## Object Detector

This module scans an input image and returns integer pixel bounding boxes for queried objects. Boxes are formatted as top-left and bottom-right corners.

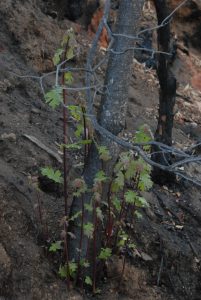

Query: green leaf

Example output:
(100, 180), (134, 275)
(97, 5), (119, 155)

(93, 191), (101, 202)
(80, 259), (90, 268)
(111, 181), (120, 193)
(135, 158), (152, 175)
(84, 203), (93, 212)
(83, 222), (94, 239)
(69, 211), (82, 222)
(112, 171), (124, 192)
(112, 196), (121, 212)
(114, 160), (123, 173)
(124, 190), (137, 204)
(58, 264), (67, 278)
(49, 241), (62, 252)
(73, 178), (87, 196)
(134, 196), (149, 208)
(98, 247), (112, 260)
(62, 139), (92, 150)
(79, 139), (92, 145)
(125, 160), (137, 180)
(128, 243), (136, 249)
(119, 152), (130, 170)
(135, 211), (143, 219)
(138, 173), (153, 191)
(134, 125), (152, 151)
(97, 146), (111, 161)
(66, 47), (74, 60)
(64, 72), (73, 84)
(96, 207), (104, 221)
(68, 261), (78, 277)
(67, 105), (81, 121)
(95, 170), (108, 183)
(117, 231), (128, 247)
(85, 276), (92, 286)
(61, 33), (70, 46)
(44, 87), (62, 109)
(41, 167), (62, 183)
(53, 48), (64, 66)
(59, 261), (78, 279)
(75, 124), (84, 138)
(62, 143), (82, 150)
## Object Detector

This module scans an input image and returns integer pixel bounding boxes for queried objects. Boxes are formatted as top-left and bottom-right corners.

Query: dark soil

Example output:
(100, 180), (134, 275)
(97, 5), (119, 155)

(0, 1), (201, 299)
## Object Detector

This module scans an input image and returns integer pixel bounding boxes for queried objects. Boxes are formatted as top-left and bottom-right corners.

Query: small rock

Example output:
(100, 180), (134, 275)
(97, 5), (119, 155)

(175, 225), (183, 230)
(191, 122), (198, 128)
(31, 108), (41, 114)
(141, 252), (153, 262)
(1, 133), (16, 142)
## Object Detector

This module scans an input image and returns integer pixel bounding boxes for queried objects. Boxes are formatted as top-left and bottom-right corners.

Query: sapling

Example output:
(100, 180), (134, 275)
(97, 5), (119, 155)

(41, 27), (153, 293)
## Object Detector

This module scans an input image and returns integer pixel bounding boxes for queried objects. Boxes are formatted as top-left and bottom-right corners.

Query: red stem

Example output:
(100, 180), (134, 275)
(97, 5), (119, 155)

(114, 187), (126, 248)
(64, 221), (70, 289)
(81, 106), (88, 169)
(62, 44), (70, 289)
(62, 76), (68, 216)
(76, 194), (84, 285)
(106, 182), (113, 247)
(92, 201), (98, 294)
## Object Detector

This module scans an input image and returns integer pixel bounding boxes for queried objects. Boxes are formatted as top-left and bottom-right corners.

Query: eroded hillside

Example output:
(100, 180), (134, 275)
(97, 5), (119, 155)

(0, 1), (201, 299)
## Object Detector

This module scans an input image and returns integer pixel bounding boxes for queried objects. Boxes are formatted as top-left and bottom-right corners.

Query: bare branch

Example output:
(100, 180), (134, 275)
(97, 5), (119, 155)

(10, 0), (201, 186)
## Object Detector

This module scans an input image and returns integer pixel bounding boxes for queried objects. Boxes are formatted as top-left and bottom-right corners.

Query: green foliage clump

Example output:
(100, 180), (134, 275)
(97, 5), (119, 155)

(43, 126), (153, 291)
(42, 45), (153, 292)
(41, 167), (62, 183)
(49, 241), (62, 252)
(44, 87), (63, 109)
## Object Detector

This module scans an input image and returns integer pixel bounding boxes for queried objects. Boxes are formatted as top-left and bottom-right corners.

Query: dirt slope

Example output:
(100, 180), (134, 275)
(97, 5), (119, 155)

(0, 1), (201, 299)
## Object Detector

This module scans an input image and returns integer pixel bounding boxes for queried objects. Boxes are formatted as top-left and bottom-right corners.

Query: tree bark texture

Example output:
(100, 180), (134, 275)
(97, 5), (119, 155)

(65, 0), (85, 20)
(68, 0), (145, 277)
(152, 0), (177, 183)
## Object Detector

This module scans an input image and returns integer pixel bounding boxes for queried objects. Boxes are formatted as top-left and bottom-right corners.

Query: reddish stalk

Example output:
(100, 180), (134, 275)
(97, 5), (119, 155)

(114, 187), (126, 248)
(92, 201), (98, 294)
(106, 182), (113, 247)
(76, 194), (85, 285)
(61, 45), (70, 289)
(63, 221), (70, 289)
(62, 71), (68, 217)
(119, 177), (141, 289)
(81, 106), (89, 169)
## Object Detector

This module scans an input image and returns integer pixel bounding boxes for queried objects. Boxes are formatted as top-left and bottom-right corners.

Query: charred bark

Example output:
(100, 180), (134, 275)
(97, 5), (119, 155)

(65, 0), (99, 25)
(152, 0), (177, 184)
(68, 0), (144, 280)
(65, 0), (85, 21)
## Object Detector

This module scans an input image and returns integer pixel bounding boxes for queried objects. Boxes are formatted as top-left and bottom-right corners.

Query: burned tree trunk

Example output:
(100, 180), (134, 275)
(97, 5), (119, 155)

(152, 0), (177, 183)
(68, 0), (144, 281)
(65, 0), (85, 20)
(65, 0), (99, 25)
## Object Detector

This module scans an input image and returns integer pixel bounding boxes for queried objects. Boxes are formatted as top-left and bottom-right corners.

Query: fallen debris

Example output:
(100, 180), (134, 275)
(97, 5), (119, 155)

(23, 134), (62, 163)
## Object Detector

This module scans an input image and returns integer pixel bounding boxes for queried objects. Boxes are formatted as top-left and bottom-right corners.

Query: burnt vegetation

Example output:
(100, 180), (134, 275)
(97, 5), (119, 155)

(1, 0), (201, 299)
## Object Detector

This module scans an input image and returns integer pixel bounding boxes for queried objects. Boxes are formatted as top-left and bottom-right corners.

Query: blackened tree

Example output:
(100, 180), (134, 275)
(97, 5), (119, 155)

(152, 0), (177, 183)
(68, 0), (145, 279)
